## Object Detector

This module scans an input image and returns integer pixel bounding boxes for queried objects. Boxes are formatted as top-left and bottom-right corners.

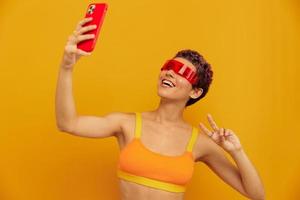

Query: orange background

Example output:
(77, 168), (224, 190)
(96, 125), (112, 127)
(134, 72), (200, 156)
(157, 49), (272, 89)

(0, 0), (299, 199)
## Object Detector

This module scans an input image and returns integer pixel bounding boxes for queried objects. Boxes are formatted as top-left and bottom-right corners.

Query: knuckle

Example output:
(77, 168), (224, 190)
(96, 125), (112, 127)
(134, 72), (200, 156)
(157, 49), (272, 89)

(89, 25), (96, 29)
(81, 27), (88, 33)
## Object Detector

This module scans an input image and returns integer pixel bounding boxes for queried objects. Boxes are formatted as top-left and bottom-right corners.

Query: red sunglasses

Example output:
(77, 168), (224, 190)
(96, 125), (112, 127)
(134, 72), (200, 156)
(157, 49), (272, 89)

(160, 59), (198, 85)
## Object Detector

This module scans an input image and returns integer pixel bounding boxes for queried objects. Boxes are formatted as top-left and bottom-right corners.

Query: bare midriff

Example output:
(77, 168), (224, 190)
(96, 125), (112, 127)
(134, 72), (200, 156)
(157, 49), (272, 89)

(118, 179), (185, 200)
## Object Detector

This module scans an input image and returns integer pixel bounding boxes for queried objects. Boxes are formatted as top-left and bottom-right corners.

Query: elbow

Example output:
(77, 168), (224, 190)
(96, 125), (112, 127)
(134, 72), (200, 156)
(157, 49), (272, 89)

(56, 123), (72, 132)
(256, 191), (266, 200)
(56, 119), (75, 132)
(247, 188), (265, 200)
(255, 184), (266, 200)
(252, 195), (265, 200)
(57, 125), (67, 132)
(56, 121), (66, 131)
(251, 195), (265, 200)
(57, 126), (66, 132)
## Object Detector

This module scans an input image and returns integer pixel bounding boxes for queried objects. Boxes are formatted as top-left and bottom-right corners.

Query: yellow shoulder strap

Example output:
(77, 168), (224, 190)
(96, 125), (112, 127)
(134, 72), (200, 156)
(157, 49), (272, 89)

(186, 127), (199, 152)
(134, 112), (142, 138)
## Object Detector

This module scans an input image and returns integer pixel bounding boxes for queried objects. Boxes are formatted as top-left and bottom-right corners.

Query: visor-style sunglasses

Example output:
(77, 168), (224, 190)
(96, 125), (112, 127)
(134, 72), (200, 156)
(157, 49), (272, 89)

(160, 59), (198, 85)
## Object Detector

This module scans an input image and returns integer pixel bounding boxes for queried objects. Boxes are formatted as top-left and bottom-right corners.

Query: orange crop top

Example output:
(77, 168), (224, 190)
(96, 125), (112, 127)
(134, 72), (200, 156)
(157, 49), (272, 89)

(117, 112), (199, 193)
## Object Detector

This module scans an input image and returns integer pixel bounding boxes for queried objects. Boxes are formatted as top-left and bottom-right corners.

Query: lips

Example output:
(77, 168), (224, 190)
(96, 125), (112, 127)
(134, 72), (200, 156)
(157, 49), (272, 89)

(161, 78), (176, 87)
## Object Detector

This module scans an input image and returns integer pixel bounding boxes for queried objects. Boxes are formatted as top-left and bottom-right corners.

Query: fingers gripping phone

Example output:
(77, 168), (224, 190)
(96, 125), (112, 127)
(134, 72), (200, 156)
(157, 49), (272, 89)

(77, 3), (108, 52)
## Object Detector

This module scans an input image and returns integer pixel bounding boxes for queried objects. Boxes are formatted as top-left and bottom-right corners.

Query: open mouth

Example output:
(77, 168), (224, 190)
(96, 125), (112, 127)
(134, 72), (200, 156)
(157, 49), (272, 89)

(161, 79), (176, 88)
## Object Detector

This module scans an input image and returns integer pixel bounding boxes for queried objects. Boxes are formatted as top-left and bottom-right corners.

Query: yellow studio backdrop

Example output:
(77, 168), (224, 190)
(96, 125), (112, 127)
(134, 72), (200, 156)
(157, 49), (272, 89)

(0, 0), (299, 199)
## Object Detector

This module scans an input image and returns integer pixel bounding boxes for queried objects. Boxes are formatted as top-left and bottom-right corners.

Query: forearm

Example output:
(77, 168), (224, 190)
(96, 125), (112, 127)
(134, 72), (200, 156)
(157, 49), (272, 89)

(55, 62), (77, 130)
(230, 149), (265, 200)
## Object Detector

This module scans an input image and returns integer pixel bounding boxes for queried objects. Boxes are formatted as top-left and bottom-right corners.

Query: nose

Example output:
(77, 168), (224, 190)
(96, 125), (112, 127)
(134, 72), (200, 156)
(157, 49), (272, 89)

(166, 70), (175, 78)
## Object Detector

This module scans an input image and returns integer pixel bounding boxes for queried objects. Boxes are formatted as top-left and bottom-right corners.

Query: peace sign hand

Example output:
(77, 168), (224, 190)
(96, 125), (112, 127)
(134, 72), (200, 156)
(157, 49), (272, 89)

(199, 114), (242, 153)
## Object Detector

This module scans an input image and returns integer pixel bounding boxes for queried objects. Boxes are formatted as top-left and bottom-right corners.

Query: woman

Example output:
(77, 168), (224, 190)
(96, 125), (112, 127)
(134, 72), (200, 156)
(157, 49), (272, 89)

(55, 17), (265, 200)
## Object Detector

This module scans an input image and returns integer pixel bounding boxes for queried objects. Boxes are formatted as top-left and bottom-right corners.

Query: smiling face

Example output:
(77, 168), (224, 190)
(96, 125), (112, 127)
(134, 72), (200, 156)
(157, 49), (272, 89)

(157, 57), (203, 104)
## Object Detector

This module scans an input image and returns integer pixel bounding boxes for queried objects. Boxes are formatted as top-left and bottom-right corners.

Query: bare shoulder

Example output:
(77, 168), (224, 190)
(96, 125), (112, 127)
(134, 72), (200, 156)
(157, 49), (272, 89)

(112, 111), (137, 150)
(111, 112), (136, 140)
(194, 129), (221, 162)
(109, 111), (133, 122)
(112, 111), (136, 136)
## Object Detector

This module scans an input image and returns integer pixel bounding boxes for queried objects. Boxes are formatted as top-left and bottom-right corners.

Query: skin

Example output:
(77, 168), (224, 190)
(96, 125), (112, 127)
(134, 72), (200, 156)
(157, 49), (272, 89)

(116, 57), (265, 200)
(61, 18), (265, 200)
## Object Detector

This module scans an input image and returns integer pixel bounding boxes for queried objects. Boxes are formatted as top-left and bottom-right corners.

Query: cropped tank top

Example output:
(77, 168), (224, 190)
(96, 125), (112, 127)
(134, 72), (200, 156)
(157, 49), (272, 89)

(117, 112), (199, 193)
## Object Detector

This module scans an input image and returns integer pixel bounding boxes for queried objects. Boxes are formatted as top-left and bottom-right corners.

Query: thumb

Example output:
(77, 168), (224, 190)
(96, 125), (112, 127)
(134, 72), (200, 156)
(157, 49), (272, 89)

(76, 48), (92, 56)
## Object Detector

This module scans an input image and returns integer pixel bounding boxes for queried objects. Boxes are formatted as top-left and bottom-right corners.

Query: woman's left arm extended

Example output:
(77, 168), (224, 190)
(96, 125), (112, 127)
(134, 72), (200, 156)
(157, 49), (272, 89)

(198, 114), (265, 200)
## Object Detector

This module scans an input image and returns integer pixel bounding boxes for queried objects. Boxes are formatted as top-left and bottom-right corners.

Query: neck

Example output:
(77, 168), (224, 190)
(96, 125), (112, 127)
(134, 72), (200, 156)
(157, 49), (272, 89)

(149, 98), (187, 125)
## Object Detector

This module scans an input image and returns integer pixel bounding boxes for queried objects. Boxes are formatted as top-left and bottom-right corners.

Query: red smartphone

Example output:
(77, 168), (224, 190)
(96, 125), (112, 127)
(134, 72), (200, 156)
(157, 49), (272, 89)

(77, 3), (108, 52)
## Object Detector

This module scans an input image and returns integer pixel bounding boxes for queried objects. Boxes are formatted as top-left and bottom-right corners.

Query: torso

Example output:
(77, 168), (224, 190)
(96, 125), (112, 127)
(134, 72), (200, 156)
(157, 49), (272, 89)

(115, 111), (208, 200)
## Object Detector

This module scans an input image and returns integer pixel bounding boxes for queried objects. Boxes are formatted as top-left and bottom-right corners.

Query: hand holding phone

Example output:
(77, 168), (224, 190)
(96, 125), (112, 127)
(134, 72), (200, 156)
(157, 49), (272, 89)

(61, 3), (108, 69)
(77, 3), (108, 52)
(61, 17), (97, 69)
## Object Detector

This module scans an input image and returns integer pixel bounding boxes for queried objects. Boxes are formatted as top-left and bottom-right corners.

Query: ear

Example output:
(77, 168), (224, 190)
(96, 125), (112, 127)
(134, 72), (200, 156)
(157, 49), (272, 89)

(189, 87), (203, 99)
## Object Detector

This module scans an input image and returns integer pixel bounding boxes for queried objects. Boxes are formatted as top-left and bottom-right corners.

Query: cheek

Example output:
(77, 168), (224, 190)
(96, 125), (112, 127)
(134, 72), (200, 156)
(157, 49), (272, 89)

(158, 71), (165, 79)
(177, 77), (191, 89)
(158, 72), (164, 82)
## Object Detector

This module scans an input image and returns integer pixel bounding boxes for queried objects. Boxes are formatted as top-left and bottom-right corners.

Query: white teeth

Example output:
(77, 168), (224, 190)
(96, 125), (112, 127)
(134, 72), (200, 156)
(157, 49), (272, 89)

(162, 79), (175, 87)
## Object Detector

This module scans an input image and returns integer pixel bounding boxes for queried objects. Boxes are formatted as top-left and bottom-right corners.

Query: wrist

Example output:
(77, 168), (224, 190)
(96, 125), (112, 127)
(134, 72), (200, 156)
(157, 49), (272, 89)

(60, 61), (74, 70)
(228, 147), (244, 157)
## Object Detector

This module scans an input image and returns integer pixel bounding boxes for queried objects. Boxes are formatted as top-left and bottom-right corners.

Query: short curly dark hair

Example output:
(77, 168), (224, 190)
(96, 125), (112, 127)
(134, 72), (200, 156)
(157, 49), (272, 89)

(172, 49), (214, 107)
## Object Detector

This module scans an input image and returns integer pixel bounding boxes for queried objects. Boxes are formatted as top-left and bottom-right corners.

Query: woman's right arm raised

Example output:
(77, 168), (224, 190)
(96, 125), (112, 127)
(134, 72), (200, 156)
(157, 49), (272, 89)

(55, 17), (126, 139)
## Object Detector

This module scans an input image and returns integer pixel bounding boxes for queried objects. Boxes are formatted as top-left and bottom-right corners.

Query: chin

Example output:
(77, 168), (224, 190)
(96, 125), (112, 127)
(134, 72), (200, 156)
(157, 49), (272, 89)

(157, 87), (171, 98)
(157, 86), (181, 101)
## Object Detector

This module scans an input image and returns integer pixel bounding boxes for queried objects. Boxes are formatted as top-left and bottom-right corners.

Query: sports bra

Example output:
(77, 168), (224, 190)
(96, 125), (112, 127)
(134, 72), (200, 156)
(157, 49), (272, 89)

(117, 112), (199, 193)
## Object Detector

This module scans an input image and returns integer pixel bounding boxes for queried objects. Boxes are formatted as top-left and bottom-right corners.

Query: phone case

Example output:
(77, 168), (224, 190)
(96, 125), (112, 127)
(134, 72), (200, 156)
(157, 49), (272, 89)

(77, 3), (108, 52)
